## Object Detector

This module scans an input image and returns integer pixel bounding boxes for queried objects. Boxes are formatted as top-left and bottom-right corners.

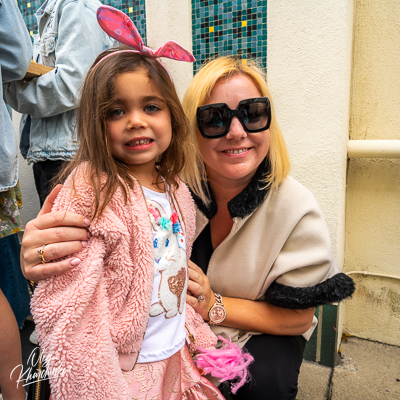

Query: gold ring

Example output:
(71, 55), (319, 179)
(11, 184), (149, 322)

(37, 244), (48, 264)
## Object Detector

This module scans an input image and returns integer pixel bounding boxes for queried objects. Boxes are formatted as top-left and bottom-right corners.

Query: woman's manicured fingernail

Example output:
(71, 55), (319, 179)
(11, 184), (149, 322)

(87, 231), (92, 239)
(84, 218), (90, 225)
(70, 258), (81, 266)
(81, 241), (88, 248)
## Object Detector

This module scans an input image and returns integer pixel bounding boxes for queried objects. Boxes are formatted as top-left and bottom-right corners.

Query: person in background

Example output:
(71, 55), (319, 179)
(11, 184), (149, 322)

(4, 0), (115, 207)
(0, 290), (27, 400)
(4, 0), (115, 346)
(0, 0), (32, 398)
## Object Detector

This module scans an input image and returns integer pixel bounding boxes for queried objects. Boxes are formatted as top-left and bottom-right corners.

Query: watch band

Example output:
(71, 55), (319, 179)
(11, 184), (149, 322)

(208, 293), (226, 325)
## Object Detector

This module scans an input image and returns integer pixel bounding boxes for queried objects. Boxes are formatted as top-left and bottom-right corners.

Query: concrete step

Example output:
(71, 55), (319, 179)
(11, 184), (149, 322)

(331, 337), (400, 400)
(298, 361), (331, 400)
(297, 337), (400, 400)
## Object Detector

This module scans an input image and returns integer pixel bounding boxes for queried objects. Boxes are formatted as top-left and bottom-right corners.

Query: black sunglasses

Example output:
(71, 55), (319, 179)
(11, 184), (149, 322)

(196, 97), (271, 139)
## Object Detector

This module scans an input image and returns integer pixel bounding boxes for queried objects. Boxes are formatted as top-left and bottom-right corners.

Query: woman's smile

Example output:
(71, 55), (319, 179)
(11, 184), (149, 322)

(222, 147), (252, 155)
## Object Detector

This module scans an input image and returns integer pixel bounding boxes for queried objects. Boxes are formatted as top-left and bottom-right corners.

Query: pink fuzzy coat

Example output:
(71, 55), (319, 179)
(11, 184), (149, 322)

(31, 166), (200, 400)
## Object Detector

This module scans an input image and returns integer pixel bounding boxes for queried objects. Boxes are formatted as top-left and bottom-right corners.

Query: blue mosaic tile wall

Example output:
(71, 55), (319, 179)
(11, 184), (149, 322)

(192, 0), (267, 74)
(17, 0), (146, 43)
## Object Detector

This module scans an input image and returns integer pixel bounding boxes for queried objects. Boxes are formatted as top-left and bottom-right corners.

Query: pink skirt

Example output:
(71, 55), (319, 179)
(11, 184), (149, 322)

(122, 344), (225, 399)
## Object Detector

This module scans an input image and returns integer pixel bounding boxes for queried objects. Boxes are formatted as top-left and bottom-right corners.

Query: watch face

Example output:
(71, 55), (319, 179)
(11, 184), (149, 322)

(210, 305), (226, 324)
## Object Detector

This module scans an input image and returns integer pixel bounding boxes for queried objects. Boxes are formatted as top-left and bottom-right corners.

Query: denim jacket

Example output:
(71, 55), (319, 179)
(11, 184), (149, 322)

(4, 0), (115, 163)
(0, 0), (32, 191)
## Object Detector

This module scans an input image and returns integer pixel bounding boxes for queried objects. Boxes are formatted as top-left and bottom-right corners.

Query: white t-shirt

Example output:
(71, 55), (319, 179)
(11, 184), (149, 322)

(137, 186), (187, 363)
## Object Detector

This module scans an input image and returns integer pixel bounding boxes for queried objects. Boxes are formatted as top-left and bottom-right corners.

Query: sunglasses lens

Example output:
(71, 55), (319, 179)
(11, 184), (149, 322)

(240, 101), (270, 131)
(198, 107), (229, 137)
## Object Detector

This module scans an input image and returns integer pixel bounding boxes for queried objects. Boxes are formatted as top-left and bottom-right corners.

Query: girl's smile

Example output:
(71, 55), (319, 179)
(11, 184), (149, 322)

(125, 136), (154, 150)
(107, 70), (172, 180)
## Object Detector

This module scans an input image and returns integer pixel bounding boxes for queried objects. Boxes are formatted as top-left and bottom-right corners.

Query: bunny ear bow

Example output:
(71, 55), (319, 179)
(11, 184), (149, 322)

(97, 6), (195, 63)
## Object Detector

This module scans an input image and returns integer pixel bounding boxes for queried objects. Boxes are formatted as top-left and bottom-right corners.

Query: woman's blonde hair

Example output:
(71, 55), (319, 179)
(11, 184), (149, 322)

(182, 56), (290, 203)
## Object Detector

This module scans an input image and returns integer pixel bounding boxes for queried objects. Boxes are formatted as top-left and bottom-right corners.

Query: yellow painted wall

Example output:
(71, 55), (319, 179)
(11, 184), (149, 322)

(344, 0), (400, 345)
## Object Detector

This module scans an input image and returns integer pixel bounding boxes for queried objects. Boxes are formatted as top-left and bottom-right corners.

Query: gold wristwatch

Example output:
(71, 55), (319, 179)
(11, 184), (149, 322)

(208, 293), (226, 325)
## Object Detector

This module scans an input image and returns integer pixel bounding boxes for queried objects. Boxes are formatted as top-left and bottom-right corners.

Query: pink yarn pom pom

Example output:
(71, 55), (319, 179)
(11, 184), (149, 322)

(195, 336), (254, 394)
(170, 211), (179, 224)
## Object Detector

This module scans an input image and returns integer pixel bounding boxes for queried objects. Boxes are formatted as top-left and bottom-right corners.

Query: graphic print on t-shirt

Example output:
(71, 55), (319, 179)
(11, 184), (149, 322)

(147, 199), (188, 319)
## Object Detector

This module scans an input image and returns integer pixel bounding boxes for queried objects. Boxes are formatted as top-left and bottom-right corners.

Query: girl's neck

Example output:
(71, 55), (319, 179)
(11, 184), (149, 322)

(138, 175), (166, 193)
(128, 165), (165, 193)
(141, 180), (166, 193)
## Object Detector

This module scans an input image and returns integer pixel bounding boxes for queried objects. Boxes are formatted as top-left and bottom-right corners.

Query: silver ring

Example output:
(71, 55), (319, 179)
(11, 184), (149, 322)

(198, 293), (205, 302)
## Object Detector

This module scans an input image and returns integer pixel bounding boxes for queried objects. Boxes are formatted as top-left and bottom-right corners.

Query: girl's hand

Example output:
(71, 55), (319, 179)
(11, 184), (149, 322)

(186, 260), (214, 321)
(21, 185), (91, 281)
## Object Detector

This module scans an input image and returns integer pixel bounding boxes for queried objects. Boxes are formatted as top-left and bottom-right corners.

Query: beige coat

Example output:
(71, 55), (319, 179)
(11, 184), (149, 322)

(193, 175), (354, 344)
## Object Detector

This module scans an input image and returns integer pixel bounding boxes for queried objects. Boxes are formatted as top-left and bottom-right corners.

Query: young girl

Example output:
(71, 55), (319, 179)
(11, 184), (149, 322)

(30, 7), (235, 400)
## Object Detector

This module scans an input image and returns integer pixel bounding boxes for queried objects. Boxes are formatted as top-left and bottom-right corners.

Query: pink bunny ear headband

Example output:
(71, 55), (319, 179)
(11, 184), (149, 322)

(96, 5), (195, 73)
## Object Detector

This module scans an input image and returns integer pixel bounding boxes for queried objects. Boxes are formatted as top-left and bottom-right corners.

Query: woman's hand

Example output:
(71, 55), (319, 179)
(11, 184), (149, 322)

(21, 185), (91, 281)
(186, 260), (214, 320)
(186, 258), (315, 335)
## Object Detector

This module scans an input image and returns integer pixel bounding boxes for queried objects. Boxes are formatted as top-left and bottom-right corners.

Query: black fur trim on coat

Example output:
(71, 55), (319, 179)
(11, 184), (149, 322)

(191, 158), (272, 220)
(264, 273), (355, 310)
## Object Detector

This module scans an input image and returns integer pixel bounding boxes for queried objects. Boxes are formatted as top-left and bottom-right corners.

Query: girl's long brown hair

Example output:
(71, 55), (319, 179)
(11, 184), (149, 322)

(56, 49), (192, 219)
